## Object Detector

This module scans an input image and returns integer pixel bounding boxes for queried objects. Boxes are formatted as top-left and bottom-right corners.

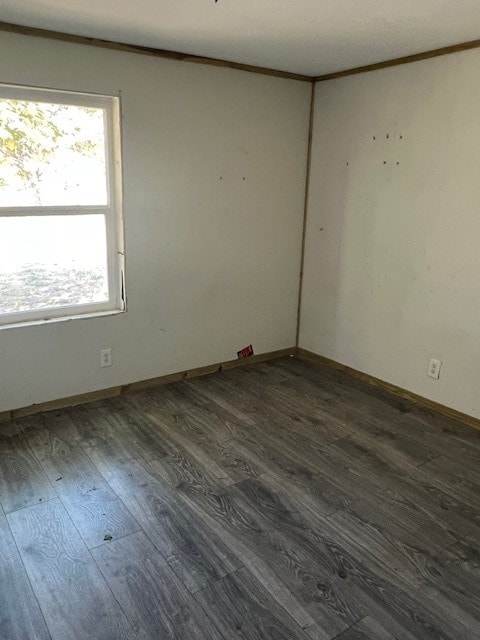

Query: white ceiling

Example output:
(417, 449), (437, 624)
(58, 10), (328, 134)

(1, 0), (480, 76)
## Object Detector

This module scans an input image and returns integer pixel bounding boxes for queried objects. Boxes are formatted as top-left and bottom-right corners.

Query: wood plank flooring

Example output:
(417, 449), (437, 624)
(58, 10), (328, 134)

(1, 355), (480, 639)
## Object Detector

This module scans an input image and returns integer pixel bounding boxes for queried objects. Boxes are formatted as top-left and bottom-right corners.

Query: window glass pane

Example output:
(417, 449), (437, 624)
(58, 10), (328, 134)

(0, 215), (109, 314)
(0, 100), (107, 206)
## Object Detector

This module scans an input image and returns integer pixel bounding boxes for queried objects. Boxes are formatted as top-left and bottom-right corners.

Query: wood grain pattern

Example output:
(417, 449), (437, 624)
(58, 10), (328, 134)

(97, 457), (243, 593)
(419, 539), (480, 625)
(59, 486), (140, 549)
(334, 616), (397, 640)
(269, 359), (457, 455)
(420, 455), (480, 510)
(145, 412), (262, 486)
(7, 499), (138, 640)
(26, 425), (110, 499)
(1, 357), (480, 639)
(194, 566), (311, 640)
(146, 461), (320, 632)
(0, 510), (51, 640)
(149, 453), (365, 637)
(92, 402), (171, 462)
(230, 476), (366, 638)
(92, 531), (223, 640)
(335, 616), (397, 640)
(2, 348), (295, 422)
(297, 348), (480, 434)
(0, 433), (57, 513)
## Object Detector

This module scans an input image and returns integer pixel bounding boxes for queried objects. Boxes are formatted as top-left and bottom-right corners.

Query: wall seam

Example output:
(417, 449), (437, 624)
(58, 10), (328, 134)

(295, 82), (315, 348)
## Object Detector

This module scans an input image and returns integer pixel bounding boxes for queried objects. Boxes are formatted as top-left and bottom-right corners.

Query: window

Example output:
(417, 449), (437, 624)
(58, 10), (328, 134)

(0, 84), (124, 327)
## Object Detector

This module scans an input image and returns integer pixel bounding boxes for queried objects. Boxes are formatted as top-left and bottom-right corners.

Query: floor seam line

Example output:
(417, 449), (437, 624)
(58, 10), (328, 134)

(3, 502), (54, 640)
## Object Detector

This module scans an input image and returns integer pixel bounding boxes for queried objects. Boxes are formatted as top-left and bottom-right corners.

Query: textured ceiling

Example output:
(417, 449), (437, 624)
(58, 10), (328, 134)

(1, 0), (480, 76)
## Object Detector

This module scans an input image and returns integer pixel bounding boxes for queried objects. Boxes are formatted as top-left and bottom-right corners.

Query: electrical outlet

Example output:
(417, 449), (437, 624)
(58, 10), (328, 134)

(427, 358), (441, 379)
(100, 348), (112, 368)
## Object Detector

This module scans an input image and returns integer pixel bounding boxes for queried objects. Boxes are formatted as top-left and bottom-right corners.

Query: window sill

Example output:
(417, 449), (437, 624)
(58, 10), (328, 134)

(0, 308), (125, 331)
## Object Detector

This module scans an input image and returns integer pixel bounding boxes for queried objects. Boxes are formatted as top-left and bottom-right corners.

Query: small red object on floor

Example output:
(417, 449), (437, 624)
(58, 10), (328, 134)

(237, 345), (254, 359)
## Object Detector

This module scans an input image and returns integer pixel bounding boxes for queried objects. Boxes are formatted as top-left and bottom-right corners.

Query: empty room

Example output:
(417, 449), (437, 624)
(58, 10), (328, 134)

(0, 1), (479, 639)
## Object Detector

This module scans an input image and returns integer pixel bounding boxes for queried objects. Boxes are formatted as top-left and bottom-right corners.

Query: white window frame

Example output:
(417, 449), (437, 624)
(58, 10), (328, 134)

(0, 83), (125, 328)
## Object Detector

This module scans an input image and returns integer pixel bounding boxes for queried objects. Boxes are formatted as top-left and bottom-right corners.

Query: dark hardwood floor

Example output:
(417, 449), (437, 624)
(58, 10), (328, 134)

(1, 356), (480, 640)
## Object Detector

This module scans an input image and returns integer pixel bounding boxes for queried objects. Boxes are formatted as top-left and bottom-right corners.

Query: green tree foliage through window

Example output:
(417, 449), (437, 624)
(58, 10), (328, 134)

(0, 93), (115, 319)
(0, 99), (106, 206)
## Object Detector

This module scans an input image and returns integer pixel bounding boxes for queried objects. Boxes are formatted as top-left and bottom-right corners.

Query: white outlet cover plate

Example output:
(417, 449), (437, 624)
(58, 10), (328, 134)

(427, 358), (441, 379)
(100, 348), (112, 367)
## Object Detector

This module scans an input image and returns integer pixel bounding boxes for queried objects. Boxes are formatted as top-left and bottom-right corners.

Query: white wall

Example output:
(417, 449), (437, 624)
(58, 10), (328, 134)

(300, 49), (480, 419)
(0, 31), (310, 413)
